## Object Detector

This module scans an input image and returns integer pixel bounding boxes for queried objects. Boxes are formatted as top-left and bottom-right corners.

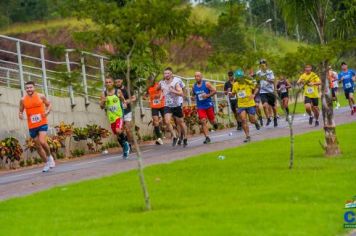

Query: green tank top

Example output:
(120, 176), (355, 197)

(105, 93), (123, 123)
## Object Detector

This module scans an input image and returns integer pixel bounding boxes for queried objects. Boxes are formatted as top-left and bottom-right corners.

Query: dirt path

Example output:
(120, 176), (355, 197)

(0, 108), (355, 201)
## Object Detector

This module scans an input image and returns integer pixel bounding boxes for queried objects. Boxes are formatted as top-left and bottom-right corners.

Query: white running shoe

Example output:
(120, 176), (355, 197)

(48, 155), (55, 168)
(155, 138), (163, 145)
(42, 162), (50, 172)
(336, 103), (340, 109)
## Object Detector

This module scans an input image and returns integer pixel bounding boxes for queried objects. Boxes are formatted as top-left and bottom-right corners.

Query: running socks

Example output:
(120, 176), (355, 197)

(154, 126), (162, 138)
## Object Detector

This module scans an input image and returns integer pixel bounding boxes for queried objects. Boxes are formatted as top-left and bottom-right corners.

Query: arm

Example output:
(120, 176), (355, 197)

(286, 80), (292, 89)
(99, 93), (106, 109)
(40, 94), (52, 116)
(169, 83), (183, 96)
(19, 98), (25, 120)
(203, 82), (217, 98)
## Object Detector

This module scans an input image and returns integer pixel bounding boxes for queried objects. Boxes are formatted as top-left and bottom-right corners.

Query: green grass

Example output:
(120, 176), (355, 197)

(0, 18), (93, 35)
(277, 93), (350, 115)
(1, 123), (355, 235)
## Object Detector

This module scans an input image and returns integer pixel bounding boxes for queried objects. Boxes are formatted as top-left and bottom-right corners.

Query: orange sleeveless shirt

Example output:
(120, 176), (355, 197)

(23, 92), (48, 129)
(148, 83), (165, 109)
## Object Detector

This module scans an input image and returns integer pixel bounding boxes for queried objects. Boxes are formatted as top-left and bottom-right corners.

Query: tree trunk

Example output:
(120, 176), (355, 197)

(125, 51), (151, 211)
(320, 60), (341, 156)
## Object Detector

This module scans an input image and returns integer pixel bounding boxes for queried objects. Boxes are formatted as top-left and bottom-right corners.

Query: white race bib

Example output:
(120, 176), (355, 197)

(237, 90), (246, 99)
(30, 114), (42, 124)
(307, 87), (314, 94)
(333, 81), (338, 88)
(345, 83), (352, 89)
(166, 97), (173, 105)
(108, 105), (118, 112)
(198, 93), (206, 101)
(153, 99), (160, 105)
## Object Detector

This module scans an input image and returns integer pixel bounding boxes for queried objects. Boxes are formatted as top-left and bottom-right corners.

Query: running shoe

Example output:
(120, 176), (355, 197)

(123, 141), (130, 159)
(315, 120), (319, 127)
(309, 116), (313, 125)
(48, 155), (55, 168)
(172, 137), (178, 146)
(155, 138), (163, 145)
(266, 118), (272, 126)
(213, 123), (218, 130)
(183, 138), (188, 147)
(351, 109), (354, 115)
(255, 122), (261, 130)
(203, 137), (211, 144)
(243, 136), (251, 143)
(336, 102), (340, 109)
(273, 117), (278, 127)
(42, 162), (50, 172)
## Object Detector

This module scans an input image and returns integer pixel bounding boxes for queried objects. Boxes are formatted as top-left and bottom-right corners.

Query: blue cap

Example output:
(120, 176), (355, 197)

(234, 69), (244, 78)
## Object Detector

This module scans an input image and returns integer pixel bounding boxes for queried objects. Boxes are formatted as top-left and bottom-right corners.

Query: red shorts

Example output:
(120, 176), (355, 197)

(110, 118), (124, 134)
(197, 107), (215, 122)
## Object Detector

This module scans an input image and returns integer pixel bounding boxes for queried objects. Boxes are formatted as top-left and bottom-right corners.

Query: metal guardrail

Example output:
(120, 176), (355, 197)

(0, 35), (232, 121)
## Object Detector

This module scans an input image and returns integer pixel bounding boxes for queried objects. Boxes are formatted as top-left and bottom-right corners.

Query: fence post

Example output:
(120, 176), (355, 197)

(16, 41), (25, 96)
(213, 81), (219, 115)
(99, 57), (106, 90)
(65, 51), (76, 108)
(40, 46), (49, 97)
(185, 78), (191, 106)
(6, 70), (10, 87)
(80, 54), (90, 107)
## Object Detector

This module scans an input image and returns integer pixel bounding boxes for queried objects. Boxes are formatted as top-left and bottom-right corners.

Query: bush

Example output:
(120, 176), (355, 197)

(71, 149), (85, 158)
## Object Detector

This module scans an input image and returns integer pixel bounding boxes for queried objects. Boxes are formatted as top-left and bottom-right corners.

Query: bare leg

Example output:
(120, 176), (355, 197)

(164, 113), (176, 138)
(239, 110), (249, 138)
(35, 132), (50, 162)
(201, 118), (208, 137)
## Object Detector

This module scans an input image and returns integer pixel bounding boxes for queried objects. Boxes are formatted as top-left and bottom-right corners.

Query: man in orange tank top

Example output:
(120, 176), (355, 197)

(145, 76), (165, 145)
(19, 81), (55, 172)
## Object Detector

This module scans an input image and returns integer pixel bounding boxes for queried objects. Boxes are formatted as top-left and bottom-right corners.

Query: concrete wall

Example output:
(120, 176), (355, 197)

(0, 86), (155, 142)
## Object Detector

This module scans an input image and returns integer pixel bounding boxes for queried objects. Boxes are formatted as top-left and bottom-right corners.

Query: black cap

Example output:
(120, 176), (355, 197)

(228, 71), (233, 76)
(341, 62), (347, 66)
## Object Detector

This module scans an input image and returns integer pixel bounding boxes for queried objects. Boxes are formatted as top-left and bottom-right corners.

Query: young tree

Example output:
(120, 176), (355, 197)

(67, 0), (191, 211)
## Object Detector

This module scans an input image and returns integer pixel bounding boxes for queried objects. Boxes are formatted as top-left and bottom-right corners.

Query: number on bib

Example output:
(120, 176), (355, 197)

(237, 91), (246, 99)
(166, 97), (173, 105)
(345, 83), (352, 89)
(153, 99), (160, 105)
(30, 114), (42, 124)
(307, 87), (314, 94)
(108, 105), (118, 112)
(198, 93), (205, 101)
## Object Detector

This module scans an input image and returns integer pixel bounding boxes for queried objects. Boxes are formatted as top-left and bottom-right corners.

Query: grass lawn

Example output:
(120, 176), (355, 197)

(0, 123), (355, 235)
(277, 93), (350, 115)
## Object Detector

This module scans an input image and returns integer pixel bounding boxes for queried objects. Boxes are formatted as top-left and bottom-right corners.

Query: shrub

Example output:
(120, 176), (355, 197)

(71, 149), (85, 158)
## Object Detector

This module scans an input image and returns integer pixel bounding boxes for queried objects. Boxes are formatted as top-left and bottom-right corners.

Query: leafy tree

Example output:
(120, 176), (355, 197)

(276, 0), (356, 156)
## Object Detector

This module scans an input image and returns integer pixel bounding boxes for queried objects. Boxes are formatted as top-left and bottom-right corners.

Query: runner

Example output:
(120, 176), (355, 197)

(192, 71), (218, 144)
(145, 76), (164, 145)
(231, 70), (261, 143)
(297, 64), (321, 126)
(276, 75), (291, 120)
(249, 69), (264, 126)
(338, 62), (356, 115)
(157, 67), (188, 147)
(100, 76), (130, 159)
(174, 76), (186, 146)
(328, 66), (340, 109)
(256, 59), (278, 127)
(19, 81), (55, 172)
(114, 77), (135, 149)
(224, 71), (243, 130)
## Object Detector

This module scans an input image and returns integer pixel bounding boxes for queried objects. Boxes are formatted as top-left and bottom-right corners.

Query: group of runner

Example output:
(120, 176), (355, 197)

(18, 61), (355, 172)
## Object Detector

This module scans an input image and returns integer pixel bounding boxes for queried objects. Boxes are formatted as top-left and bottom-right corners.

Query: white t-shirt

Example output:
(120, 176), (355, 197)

(159, 77), (183, 107)
(174, 77), (185, 105)
(256, 69), (275, 94)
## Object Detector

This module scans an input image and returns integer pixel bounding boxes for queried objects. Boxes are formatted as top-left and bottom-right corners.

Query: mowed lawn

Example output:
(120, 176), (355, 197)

(0, 123), (356, 236)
